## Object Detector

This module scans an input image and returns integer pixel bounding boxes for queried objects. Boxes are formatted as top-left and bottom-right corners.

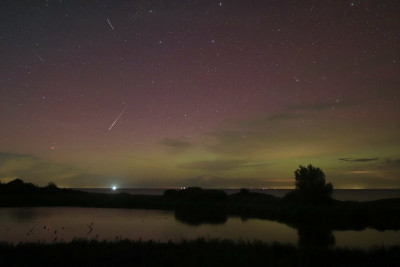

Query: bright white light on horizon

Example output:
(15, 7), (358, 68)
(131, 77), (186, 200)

(112, 186), (117, 191)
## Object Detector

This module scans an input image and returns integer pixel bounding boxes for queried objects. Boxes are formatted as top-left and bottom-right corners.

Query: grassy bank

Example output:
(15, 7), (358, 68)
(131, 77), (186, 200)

(0, 239), (399, 267)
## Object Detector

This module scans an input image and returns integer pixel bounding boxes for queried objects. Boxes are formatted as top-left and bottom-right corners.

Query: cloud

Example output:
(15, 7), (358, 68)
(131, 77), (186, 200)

(58, 173), (123, 188)
(236, 162), (271, 168)
(386, 158), (400, 165)
(179, 159), (247, 171)
(349, 170), (378, 174)
(160, 137), (193, 154)
(0, 151), (89, 186)
(179, 175), (290, 188)
(0, 152), (39, 174)
(203, 106), (397, 178)
(205, 103), (356, 157)
(0, 152), (36, 160)
(287, 99), (354, 112)
(179, 159), (270, 172)
(329, 156), (400, 188)
(266, 113), (303, 122)
(330, 164), (400, 189)
(339, 157), (380, 163)
(205, 115), (323, 157)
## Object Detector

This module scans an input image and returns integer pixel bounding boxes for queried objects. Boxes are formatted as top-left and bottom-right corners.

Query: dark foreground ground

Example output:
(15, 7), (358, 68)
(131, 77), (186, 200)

(1, 239), (399, 267)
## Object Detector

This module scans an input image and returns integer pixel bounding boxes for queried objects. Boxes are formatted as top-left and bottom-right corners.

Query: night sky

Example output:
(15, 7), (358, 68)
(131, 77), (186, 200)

(0, 0), (399, 188)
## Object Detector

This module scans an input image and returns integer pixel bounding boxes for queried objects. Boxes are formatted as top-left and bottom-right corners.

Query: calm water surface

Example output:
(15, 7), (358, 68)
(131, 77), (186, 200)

(1, 207), (399, 248)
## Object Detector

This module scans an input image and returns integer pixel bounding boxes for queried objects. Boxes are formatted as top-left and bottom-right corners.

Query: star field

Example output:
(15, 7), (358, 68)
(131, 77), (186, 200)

(0, 0), (399, 188)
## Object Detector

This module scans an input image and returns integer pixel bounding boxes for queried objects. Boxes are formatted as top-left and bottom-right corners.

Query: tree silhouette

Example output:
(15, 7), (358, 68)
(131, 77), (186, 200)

(285, 164), (333, 203)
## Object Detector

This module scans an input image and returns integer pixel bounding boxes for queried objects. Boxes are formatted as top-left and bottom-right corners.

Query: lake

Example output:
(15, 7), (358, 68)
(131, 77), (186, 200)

(1, 207), (399, 248)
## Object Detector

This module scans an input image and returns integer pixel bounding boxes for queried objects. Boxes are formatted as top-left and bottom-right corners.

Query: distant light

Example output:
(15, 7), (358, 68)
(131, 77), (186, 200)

(112, 186), (117, 191)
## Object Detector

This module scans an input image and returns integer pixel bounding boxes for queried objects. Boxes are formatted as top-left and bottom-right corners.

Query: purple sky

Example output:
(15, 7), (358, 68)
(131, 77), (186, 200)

(0, 0), (399, 188)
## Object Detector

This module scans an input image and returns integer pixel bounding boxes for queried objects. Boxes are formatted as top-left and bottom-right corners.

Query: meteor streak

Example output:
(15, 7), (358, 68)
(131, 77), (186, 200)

(106, 18), (115, 31)
(108, 106), (127, 130)
(36, 54), (45, 62)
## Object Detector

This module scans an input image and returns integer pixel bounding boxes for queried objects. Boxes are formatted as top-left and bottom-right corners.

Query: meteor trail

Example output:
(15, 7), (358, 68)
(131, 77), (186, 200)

(108, 106), (127, 130)
(36, 54), (45, 62)
(106, 18), (115, 31)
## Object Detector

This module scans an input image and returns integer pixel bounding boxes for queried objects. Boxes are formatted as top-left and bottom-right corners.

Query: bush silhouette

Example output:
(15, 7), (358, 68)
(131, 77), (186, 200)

(163, 187), (227, 201)
(239, 188), (250, 194)
(285, 164), (333, 203)
(0, 178), (38, 193)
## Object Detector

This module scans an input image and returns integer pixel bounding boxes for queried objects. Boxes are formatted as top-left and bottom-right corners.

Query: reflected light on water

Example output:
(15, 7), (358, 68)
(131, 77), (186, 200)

(0, 207), (296, 244)
(0, 207), (399, 248)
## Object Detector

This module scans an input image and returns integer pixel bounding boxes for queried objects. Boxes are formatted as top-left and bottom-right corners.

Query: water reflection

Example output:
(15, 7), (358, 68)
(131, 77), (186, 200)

(174, 210), (337, 248)
(296, 224), (335, 248)
(174, 210), (228, 226)
(7, 208), (39, 222)
(0, 207), (399, 248)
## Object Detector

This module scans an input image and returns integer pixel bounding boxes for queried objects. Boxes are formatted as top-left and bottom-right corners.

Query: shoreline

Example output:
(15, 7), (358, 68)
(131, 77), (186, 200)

(2, 181), (400, 233)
